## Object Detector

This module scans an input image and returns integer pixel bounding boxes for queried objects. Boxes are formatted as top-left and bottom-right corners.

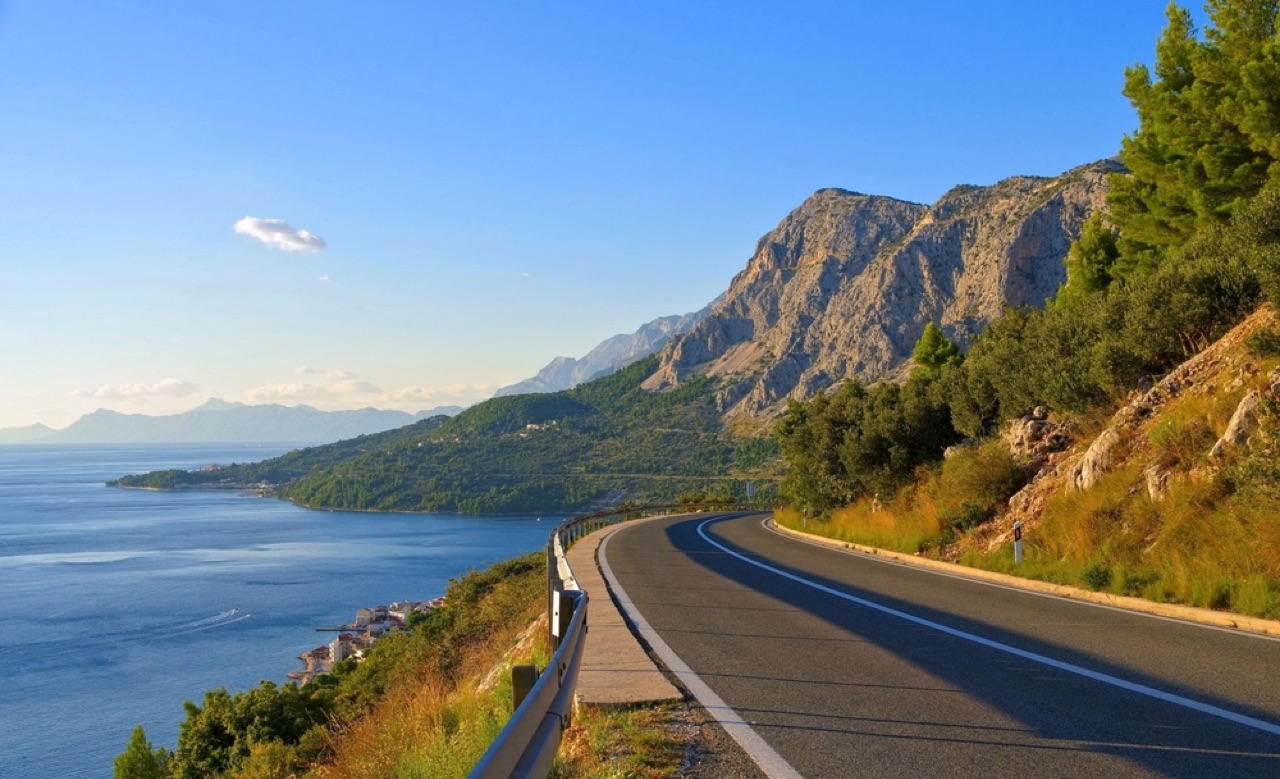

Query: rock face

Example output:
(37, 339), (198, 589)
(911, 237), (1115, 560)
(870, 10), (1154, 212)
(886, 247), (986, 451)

(495, 305), (713, 397)
(644, 160), (1122, 417)
(1209, 390), (1263, 459)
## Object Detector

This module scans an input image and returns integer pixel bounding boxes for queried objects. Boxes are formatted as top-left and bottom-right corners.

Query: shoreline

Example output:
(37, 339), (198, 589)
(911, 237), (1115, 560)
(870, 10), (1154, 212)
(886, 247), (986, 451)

(110, 481), (576, 517)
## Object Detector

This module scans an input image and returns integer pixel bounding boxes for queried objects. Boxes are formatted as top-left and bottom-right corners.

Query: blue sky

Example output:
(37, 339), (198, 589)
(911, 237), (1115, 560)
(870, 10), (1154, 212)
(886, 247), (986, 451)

(1, 1), (1180, 428)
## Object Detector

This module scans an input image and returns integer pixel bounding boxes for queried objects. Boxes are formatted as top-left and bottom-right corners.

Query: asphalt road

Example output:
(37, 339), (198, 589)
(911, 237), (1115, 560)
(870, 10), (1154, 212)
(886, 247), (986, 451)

(601, 512), (1280, 778)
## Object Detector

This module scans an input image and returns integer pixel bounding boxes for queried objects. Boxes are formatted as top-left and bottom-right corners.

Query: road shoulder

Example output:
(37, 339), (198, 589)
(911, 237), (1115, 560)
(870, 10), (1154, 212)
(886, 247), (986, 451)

(769, 518), (1280, 639)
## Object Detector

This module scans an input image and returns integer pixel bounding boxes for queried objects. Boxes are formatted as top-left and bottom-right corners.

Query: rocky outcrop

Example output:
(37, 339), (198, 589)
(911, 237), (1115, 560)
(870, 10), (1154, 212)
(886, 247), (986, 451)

(1209, 390), (1263, 459)
(1066, 309), (1280, 494)
(958, 306), (1280, 556)
(644, 160), (1122, 417)
(496, 305), (714, 397)
(1074, 428), (1124, 491)
(1005, 406), (1076, 468)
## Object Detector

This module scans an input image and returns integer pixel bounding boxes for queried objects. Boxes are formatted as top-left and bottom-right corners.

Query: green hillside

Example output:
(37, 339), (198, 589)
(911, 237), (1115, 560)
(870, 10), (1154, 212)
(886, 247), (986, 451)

(113, 357), (780, 513)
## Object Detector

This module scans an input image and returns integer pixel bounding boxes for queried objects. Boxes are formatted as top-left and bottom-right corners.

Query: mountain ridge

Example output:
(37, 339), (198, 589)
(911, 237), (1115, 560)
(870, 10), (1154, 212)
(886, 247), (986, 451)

(0, 399), (464, 444)
(494, 304), (715, 396)
(645, 159), (1121, 417)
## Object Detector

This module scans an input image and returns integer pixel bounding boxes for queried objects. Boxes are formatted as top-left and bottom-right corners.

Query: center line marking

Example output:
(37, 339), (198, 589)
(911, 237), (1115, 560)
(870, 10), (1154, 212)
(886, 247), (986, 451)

(697, 517), (1280, 738)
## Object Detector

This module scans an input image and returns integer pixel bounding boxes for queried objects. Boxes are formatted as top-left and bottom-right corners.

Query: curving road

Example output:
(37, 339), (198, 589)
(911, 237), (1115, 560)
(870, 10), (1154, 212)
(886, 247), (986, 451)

(600, 512), (1280, 778)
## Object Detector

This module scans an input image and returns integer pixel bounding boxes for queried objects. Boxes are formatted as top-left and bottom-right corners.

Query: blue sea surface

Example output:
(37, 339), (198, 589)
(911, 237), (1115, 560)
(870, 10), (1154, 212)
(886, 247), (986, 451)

(0, 444), (555, 779)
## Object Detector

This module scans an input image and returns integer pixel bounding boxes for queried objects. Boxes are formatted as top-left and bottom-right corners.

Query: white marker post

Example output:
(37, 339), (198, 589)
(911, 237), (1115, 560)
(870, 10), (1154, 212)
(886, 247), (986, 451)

(1013, 520), (1024, 566)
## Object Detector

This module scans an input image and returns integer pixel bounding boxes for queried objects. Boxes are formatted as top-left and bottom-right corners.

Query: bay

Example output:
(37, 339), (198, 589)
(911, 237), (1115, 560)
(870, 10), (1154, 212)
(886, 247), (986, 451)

(0, 444), (555, 779)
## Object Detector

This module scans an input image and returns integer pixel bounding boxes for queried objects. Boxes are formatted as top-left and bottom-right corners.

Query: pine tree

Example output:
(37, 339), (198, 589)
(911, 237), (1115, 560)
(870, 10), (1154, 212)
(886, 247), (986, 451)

(911, 322), (962, 379)
(1061, 213), (1121, 299)
(114, 726), (169, 779)
(1110, 1), (1280, 269)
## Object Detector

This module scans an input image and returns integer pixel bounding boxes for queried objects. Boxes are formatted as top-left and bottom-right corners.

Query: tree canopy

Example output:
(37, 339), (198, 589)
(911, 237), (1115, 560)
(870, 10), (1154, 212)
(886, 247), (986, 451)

(1110, 1), (1280, 270)
(911, 322), (963, 379)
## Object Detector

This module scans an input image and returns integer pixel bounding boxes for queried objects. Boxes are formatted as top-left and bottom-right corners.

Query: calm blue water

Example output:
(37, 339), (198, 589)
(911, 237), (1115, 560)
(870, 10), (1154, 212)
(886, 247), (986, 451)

(0, 444), (555, 779)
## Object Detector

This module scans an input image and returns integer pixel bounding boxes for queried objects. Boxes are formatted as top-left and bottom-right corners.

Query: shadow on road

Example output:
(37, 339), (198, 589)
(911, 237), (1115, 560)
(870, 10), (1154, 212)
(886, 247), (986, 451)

(649, 513), (1280, 778)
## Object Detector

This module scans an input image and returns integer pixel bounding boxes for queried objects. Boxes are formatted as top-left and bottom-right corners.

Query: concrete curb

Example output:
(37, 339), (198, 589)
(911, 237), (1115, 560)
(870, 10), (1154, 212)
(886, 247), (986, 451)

(566, 516), (683, 707)
(769, 519), (1280, 640)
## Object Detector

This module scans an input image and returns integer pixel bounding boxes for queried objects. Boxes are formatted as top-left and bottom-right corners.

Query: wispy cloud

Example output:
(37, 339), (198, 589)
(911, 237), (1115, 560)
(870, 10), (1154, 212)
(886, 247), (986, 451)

(234, 216), (326, 253)
(319, 275), (333, 284)
(382, 383), (494, 407)
(71, 378), (199, 401)
(246, 372), (379, 404)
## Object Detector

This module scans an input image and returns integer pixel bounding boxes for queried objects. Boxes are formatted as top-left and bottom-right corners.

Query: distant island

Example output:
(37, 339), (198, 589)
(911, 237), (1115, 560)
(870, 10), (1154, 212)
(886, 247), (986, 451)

(0, 398), (463, 445)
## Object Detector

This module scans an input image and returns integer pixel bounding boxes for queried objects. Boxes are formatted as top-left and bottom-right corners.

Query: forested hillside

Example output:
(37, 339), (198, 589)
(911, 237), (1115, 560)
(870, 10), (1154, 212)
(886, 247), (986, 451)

(115, 357), (778, 513)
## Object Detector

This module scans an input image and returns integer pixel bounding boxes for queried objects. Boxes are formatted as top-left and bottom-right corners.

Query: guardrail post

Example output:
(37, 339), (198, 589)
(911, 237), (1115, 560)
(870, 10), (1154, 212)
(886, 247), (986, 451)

(556, 590), (574, 650)
(512, 664), (538, 709)
(546, 536), (557, 647)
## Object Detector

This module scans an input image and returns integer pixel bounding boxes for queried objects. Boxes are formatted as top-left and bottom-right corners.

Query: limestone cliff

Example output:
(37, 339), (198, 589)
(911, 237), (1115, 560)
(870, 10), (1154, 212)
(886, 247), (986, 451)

(644, 160), (1122, 417)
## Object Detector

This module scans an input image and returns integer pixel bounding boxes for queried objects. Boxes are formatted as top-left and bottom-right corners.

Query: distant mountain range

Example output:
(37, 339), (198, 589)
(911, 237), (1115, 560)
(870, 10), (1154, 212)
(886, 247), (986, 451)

(494, 303), (717, 397)
(0, 398), (463, 444)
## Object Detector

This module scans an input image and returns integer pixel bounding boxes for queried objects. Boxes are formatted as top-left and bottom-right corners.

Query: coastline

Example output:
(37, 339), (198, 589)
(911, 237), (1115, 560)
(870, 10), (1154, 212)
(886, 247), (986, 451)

(109, 481), (576, 517)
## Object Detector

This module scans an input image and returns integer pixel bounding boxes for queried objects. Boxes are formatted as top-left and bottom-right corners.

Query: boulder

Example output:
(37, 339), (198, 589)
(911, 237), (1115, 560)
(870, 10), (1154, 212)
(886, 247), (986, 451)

(1074, 427), (1123, 491)
(1209, 390), (1262, 459)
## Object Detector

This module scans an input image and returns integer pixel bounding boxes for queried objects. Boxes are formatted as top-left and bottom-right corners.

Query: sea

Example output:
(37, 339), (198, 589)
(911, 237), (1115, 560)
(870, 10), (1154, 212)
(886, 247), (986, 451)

(0, 444), (556, 779)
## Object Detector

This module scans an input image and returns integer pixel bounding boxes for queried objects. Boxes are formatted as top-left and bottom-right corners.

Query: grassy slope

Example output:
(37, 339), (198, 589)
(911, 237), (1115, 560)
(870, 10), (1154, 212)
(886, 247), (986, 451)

(115, 357), (781, 513)
(779, 307), (1280, 618)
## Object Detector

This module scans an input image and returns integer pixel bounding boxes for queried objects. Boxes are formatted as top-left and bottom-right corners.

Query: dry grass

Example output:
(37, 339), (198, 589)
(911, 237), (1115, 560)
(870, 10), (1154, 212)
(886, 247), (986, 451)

(779, 366), (1280, 618)
(552, 703), (693, 778)
(776, 489), (945, 555)
(303, 574), (697, 779)
(973, 379), (1280, 616)
(307, 583), (548, 778)
(775, 438), (1026, 556)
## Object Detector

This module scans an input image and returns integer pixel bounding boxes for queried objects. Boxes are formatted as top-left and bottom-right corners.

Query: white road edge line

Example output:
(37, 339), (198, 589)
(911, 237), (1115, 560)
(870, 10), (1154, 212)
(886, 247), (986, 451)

(762, 517), (1280, 644)
(698, 517), (1280, 738)
(599, 520), (805, 779)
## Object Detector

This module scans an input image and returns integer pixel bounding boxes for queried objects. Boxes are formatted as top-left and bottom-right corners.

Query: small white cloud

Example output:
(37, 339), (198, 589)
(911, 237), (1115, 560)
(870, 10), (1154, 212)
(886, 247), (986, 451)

(234, 216), (326, 253)
(319, 275), (333, 283)
(71, 378), (199, 401)
(327, 369), (355, 380)
(296, 366), (324, 375)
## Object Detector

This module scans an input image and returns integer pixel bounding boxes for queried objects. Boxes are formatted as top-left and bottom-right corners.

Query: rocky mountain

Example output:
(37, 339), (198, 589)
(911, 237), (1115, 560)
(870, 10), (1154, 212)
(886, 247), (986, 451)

(644, 159), (1122, 417)
(0, 399), (463, 444)
(494, 304), (714, 396)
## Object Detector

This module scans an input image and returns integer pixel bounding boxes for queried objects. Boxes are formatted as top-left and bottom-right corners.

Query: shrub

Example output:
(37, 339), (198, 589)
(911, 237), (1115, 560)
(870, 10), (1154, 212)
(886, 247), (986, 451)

(1081, 562), (1113, 591)
(1246, 327), (1280, 358)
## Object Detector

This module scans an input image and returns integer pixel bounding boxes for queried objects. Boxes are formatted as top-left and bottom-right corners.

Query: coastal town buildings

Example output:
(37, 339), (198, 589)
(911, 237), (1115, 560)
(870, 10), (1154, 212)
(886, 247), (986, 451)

(289, 598), (444, 684)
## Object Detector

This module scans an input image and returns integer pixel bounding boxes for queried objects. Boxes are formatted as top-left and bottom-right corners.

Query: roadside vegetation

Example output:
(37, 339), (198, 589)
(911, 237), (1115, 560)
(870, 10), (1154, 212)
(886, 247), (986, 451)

(117, 555), (548, 778)
(116, 552), (698, 779)
(775, 1), (1280, 619)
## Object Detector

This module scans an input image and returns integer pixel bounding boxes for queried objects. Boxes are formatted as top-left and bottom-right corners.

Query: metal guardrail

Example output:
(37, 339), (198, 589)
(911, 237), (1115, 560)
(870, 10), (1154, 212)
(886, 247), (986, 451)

(467, 502), (765, 779)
